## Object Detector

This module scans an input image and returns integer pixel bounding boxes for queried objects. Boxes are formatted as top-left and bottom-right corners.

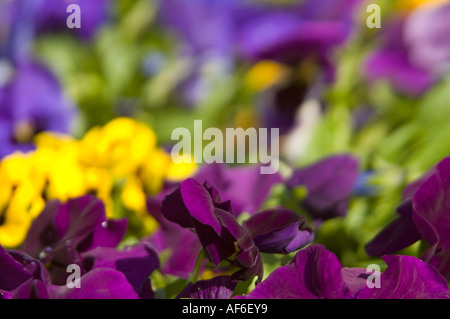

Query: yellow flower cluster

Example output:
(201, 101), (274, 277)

(0, 118), (196, 248)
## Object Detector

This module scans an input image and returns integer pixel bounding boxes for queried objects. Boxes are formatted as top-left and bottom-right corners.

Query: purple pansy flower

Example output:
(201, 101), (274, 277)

(0, 61), (76, 159)
(145, 162), (282, 278)
(366, 156), (450, 279)
(161, 178), (264, 282)
(237, 244), (450, 299)
(243, 208), (314, 254)
(286, 154), (360, 221)
(20, 195), (128, 284)
(159, 178), (314, 283)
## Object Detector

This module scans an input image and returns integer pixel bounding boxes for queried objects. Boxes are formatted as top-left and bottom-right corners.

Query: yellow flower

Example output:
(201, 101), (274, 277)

(166, 154), (197, 182)
(0, 153), (46, 248)
(121, 176), (147, 213)
(79, 117), (157, 177)
(138, 149), (197, 195)
(33, 134), (85, 202)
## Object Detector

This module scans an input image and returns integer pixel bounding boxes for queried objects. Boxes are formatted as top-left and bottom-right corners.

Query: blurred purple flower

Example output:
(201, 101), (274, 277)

(161, 178), (263, 282)
(237, 244), (450, 299)
(194, 163), (282, 216)
(157, 0), (362, 108)
(404, 2), (450, 75)
(35, 0), (109, 39)
(20, 195), (128, 284)
(366, 156), (450, 279)
(287, 154), (360, 221)
(3, 0), (107, 42)
(243, 208), (314, 254)
(363, 8), (445, 96)
(237, 0), (362, 63)
(0, 61), (76, 158)
(159, 0), (361, 64)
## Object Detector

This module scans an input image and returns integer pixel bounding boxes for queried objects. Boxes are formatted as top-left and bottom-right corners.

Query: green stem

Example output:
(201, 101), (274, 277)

(188, 249), (205, 283)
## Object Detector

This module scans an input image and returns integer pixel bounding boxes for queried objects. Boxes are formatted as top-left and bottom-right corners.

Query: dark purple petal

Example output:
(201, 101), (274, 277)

(160, 187), (194, 229)
(180, 178), (222, 234)
(12, 279), (49, 299)
(428, 240), (450, 280)
(412, 157), (450, 277)
(238, 245), (349, 299)
(176, 276), (237, 299)
(0, 245), (32, 291)
(365, 200), (422, 256)
(244, 209), (313, 254)
(287, 154), (359, 220)
(413, 158), (450, 249)
(193, 218), (236, 266)
(213, 209), (263, 282)
(47, 268), (139, 299)
(357, 255), (450, 299)
(82, 242), (159, 296)
(7, 250), (50, 283)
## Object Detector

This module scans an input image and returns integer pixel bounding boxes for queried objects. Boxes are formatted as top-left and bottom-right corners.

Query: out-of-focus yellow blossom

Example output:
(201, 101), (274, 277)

(166, 154), (197, 182)
(34, 135), (85, 202)
(122, 176), (147, 213)
(79, 117), (157, 177)
(0, 153), (46, 247)
(245, 60), (288, 92)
